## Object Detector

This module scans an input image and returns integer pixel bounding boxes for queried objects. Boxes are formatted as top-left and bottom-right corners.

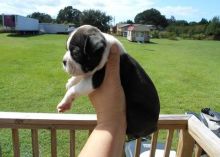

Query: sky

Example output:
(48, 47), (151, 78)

(0, 0), (219, 24)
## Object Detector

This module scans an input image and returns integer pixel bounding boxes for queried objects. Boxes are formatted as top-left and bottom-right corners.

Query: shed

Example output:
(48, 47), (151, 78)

(127, 24), (151, 42)
(116, 23), (131, 37)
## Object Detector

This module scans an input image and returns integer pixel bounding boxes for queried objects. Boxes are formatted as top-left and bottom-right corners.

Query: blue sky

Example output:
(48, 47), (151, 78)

(154, 0), (220, 22)
(0, 0), (219, 24)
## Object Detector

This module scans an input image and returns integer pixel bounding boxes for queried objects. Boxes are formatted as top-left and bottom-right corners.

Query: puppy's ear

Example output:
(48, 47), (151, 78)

(85, 34), (106, 55)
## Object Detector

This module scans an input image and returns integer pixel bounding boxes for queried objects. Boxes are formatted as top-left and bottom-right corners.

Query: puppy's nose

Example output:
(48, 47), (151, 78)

(63, 60), (67, 66)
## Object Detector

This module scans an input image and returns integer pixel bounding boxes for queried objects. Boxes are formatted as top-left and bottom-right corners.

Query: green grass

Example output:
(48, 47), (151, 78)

(0, 33), (220, 156)
(119, 38), (220, 113)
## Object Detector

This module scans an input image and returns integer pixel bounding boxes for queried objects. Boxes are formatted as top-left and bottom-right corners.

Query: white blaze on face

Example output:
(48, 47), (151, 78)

(63, 49), (85, 76)
(66, 30), (75, 50)
(63, 30), (84, 76)
(63, 50), (74, 75)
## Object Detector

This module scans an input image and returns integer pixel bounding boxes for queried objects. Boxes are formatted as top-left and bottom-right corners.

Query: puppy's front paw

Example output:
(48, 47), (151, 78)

(57, 100), (73, 113)
(66, 80), (73, 90)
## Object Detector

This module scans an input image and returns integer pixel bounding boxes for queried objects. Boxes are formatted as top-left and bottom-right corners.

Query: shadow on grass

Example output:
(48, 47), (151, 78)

(136, 41), (158, 45)
(135, 41), (158, 44)
(148, 41), (158, 44)
(7, 33), (44, 38)
(145, 49), (155, 51)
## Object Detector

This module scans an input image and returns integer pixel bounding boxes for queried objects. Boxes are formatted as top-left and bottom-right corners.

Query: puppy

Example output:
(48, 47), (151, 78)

(57, 25), (160, 138)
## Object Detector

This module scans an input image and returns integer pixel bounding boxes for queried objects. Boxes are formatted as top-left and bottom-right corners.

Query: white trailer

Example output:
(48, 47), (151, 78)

(2, 14), (75, 34)
(2, 14), (39, 33)
(39, 23), (69, 34)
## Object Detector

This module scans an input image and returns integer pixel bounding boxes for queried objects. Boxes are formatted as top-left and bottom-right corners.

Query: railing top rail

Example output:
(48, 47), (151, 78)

(188, 115), (220, 157)
(0, 112), (97, 122)
(0, 112), (97, 129)
(159, 114), (190, 124)
(0, 112), (190, 125)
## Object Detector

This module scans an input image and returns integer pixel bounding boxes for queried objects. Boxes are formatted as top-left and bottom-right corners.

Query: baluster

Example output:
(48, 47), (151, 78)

(164, 129), (174, 157)
(31, 129), (39, 157)
(51, 128), (57, 157)
(70, 130), (75, 157)
(12, 129), (20, 157)
(134, 138), (142, 157)
(149, 130), (159, 157)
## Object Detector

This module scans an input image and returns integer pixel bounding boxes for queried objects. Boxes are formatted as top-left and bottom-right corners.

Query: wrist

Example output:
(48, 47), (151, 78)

(96, 110), (126, 126)
(96, 110), (127, 135)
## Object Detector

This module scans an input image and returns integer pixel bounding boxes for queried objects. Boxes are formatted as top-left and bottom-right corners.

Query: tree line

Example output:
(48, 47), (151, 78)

(122, 8), (220, 40)
(27, 6), (112, 32)
(161, 16), (220, 40)
(1, 6), (220, 40)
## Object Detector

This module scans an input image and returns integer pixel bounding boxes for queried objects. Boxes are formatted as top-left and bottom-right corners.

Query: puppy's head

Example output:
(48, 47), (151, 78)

(63, 25), (106, 76)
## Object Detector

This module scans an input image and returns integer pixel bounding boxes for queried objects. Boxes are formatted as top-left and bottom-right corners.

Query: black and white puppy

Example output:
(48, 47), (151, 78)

(57, 25), (160, 138)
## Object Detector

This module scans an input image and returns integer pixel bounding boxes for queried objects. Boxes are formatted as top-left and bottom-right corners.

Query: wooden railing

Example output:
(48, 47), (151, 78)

(0, 112), (220, 157)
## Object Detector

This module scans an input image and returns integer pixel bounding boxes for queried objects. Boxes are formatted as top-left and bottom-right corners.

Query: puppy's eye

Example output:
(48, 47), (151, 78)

(69, 45), (80, 52)
(72, 50), (80, 57)
(70, 46), (82, 60)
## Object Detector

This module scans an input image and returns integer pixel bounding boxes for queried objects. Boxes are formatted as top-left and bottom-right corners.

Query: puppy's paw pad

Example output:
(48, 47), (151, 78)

(57, 102), (72, 113)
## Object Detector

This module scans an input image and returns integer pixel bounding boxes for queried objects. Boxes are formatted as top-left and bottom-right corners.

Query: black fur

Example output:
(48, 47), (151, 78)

(92, 53), (160, 138)
(69, 27), (106, 73)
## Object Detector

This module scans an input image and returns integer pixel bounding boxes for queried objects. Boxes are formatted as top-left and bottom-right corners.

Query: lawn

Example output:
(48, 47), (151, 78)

(0, 33), (220, 156)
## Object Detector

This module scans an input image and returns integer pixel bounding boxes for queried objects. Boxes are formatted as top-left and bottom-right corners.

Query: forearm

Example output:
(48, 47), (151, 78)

(78, 115), (126, 157)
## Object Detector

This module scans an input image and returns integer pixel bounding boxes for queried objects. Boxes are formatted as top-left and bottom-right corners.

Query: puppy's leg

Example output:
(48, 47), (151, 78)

(66, 76), (82, 90)
(57, 76), (94, 112)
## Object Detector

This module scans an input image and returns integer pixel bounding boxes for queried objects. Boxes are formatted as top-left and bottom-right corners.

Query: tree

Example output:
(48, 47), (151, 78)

(167, 16), (176, 25)
(27, 12), (53, 23)
(80, 9), (112, 32)
(0, 15), (2, 26)
(118, 20), (133, 24)
(189, 21), (198, 26)
(199, 18), (209, 25)
(174, 20), (189, 26)
(56, 6), (81, 26)
(126, 20), (134, 24)
(206, 16), (220, 36)
(134, 8), (168, 28)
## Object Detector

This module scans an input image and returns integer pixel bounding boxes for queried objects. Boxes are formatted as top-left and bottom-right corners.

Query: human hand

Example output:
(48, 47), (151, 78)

(79, 44), (126, 157)
(89, 44), (126, 124)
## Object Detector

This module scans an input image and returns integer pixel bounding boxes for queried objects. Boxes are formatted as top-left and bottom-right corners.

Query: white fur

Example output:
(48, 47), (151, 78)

(57, 75), (94, 112)
(66, 76), (82, 90)
(63, 50), (83, 76)
(57, 27), (126, 112)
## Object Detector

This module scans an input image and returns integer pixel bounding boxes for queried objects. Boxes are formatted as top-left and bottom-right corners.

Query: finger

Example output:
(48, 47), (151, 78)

(104, 44), (120, 83)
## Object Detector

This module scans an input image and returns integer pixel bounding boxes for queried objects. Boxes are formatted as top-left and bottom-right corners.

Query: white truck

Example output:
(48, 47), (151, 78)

(2, 14), (39, 33)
